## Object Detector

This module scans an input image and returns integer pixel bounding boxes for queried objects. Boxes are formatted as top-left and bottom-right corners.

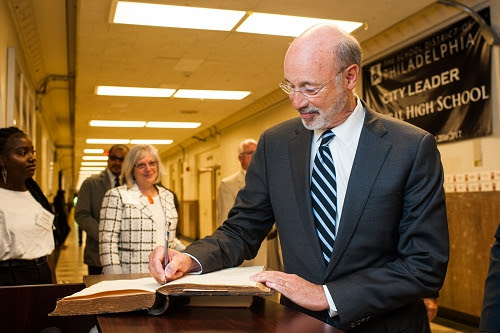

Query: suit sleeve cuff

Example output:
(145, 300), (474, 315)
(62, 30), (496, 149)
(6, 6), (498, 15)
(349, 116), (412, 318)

(323, 285), (339, 317)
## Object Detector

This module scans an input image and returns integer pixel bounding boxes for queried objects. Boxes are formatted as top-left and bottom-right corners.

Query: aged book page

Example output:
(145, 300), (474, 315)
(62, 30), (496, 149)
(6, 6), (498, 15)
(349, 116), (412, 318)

(157, 265), (270, 295)
(167, 265), (266, 288)
(65, 265), (267, 300)
(64, 277), (158, 299)
(50, 266), (271, 316)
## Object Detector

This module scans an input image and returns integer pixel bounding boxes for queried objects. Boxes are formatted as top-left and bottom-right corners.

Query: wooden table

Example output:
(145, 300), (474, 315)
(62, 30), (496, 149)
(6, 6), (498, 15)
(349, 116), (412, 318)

(84, 274), (343, 333)
(95, 297), (342, 333)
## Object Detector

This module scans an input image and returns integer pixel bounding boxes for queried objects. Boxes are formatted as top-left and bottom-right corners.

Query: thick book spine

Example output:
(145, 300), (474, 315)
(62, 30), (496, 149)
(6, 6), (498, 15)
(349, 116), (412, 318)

(49, 293), (156, 316)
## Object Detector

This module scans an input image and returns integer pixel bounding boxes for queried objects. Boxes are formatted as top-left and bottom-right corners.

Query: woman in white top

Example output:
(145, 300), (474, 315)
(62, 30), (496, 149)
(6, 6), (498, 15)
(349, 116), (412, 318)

(99, 144), (185, 274)
(0, 127), (55, 285)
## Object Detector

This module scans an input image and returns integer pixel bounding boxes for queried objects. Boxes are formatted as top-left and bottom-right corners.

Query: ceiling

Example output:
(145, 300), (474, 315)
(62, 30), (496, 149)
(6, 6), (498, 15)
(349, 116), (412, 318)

(7, 0), (484, 187)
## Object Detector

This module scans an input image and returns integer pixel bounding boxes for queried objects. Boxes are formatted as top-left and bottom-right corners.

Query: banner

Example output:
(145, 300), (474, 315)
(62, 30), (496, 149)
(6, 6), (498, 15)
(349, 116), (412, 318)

(362, 8), (491, 143)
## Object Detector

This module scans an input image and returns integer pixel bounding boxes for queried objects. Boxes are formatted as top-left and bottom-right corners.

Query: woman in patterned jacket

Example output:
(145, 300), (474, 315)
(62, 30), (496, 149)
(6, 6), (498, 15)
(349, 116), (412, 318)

(99, 144), (185, 274)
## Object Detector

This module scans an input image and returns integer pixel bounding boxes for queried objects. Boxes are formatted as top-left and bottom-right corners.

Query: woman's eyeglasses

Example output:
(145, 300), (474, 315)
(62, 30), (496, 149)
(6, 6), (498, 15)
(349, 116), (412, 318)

(134, 161), (158, 170)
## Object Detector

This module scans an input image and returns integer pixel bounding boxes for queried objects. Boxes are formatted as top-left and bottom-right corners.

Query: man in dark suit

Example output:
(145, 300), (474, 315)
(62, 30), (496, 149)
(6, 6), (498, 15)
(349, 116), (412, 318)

(74, 144), (128, 275)
(479, 222), (500, 332)
(149, 23), (448, 332)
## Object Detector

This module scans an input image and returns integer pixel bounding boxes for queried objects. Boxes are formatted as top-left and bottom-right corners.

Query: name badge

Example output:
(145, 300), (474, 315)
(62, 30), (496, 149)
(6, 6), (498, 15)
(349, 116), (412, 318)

(36, 209), (55, 231)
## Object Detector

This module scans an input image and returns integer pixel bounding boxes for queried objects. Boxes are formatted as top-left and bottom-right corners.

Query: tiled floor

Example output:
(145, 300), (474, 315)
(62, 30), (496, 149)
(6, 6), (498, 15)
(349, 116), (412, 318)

(55, 218), (88, 284)
(430, 325), (464, 333)
(431, 318), (478, 333)
(430, 325), (462, 333)
(55, 214), (473, 332)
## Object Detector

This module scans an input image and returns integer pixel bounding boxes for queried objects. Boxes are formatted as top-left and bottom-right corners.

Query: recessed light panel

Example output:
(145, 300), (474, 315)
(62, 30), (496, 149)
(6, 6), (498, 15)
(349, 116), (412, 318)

(114, 1), (246, 31)
(237, 13), (363, 37)
(96, 86), (175, 97)
(90, 120), (146, 127)
(174, 89), (250, 100)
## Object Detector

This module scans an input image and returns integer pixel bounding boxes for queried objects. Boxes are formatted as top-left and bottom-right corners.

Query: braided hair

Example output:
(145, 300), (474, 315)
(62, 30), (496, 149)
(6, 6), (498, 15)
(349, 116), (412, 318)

(0, 127), (51, 213)
(0, 127), (26, 156)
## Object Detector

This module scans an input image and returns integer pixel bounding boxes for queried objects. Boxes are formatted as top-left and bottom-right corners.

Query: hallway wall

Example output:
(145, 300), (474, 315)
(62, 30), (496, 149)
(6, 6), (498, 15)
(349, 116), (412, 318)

(0, 1), (59, 199)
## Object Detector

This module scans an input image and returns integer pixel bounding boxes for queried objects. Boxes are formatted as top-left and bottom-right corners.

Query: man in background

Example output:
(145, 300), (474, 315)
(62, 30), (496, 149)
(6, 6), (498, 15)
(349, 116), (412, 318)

(217, 138), (269, 267)
(74, 144), (129, 275)
(217, 138), (257, 226)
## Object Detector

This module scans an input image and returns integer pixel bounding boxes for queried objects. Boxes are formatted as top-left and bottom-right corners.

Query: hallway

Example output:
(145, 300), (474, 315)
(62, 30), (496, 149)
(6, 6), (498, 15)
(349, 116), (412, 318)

(54, 216), (476, 332)
(55, 219), (88, 284)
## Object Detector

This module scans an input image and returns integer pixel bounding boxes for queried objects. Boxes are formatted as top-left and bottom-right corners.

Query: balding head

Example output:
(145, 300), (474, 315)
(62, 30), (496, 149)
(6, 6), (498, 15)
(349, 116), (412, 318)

(285, 24), (362, 79)
(282, 23), (362, 130)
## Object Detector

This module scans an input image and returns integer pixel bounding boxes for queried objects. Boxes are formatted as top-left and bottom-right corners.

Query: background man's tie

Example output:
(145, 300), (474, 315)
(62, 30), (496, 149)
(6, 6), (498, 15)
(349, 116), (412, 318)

(114, 176), (120, 187)
(311, 130), (337, 264)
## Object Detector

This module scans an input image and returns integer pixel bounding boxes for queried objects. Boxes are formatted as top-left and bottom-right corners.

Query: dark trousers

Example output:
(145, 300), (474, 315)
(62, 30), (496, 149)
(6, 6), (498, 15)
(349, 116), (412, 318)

(88, 265), (102, 275)
(78, 226), (83, 245)
(0, 257), (52, 286)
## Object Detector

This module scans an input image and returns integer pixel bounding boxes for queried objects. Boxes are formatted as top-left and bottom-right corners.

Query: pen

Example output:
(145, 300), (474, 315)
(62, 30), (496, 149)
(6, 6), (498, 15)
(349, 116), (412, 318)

(164, 227), (169, 269)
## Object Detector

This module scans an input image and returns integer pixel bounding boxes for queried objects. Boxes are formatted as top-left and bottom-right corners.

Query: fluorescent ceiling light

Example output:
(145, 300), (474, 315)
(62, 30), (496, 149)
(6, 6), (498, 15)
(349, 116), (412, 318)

(86, 138), (174, 144)
(174, 89), (250, 100)
(130, 139), (173, 144)
(112, 2), (362, 37)
(89, 120), (201, 128)
(237, 13), (363, 37)
(82, 156), (109, 161)
(146, 122), (201, 128)
(81, 161), (108, 166)
(90, 120), (146, 127)
(84, 149), (104, 154)
(96, 86), (175, 97)
(96, 86), (250, 100)
(80, 167), (106, 171)
(86, 139), (130, 144)
(113, 1), (246, 31)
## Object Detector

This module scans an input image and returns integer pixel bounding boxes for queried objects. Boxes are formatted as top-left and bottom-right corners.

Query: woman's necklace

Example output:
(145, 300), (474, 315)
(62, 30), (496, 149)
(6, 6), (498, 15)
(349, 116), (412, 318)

(140, 186), (157, 204)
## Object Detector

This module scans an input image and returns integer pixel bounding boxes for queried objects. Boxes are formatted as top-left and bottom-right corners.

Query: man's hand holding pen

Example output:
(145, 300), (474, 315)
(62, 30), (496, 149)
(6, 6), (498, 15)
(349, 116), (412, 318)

(149, 246), (200, 284)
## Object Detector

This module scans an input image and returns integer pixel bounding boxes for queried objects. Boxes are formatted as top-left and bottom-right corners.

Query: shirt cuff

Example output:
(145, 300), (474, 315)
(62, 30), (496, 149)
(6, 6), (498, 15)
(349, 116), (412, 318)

(184, 253), (202, 274)
(322, 285), (338, 317)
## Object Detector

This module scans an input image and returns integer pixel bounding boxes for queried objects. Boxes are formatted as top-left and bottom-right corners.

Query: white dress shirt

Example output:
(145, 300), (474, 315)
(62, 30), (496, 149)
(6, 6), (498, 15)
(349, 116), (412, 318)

(311, 96), (365, 317)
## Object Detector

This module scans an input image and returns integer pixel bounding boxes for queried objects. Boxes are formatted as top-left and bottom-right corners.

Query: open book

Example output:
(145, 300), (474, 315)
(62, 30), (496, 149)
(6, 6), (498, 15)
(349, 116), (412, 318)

(49, 266), (273, 316)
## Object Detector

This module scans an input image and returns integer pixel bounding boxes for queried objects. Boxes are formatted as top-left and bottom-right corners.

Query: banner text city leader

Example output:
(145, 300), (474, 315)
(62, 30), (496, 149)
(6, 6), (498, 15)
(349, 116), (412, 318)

(362, 8), (491, 143)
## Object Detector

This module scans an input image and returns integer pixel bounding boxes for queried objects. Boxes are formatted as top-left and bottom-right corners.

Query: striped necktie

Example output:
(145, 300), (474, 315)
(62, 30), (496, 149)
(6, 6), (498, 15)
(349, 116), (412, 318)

(114, 176), (120, 187)
(311, 130), (337, 265)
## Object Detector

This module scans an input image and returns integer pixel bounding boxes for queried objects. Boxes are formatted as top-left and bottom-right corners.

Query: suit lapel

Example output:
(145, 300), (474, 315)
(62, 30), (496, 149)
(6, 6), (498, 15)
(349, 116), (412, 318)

(289, 124), (313, 228)
(159, 187), (167, 212)
(159, 187), (178, 222)
(100, 170), (112, 191)
(125, 184), (153, 218)
(288, 123), (327, 273)
(326, 105), (392, 275)
(158, 187), (171, 219)
(235, 171), (245, 192)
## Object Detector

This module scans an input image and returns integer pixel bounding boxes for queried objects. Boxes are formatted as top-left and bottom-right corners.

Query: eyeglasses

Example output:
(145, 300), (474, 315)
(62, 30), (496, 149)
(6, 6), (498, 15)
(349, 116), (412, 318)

(279, 66), (348, 98)
(109, 155), (125, 162)
(239, 151), (254, 156)
(134, 161), (158, 170)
